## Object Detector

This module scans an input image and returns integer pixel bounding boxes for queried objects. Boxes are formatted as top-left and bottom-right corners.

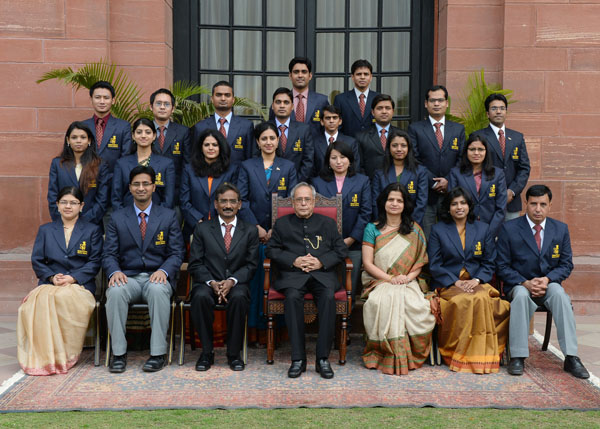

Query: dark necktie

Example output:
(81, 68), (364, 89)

(498, 129), (506, 157)
(158, 126), (165, 151)
(96, 118), (104, 149)
(359, 93), (366, 117)
(328, 136), (334, 145)
(434, 122), (443, 149)
(295, 94), (305, 123)
(219, 117), (227, 138)
(223, 223), (233, 253)
(380, 128), (387, 151)
(279, 125), (288, 152)
(139, 212), (147, 240)
(534, 224), (542, 251)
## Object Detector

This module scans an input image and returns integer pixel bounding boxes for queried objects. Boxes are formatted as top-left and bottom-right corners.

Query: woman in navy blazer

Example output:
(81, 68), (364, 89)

(312, 140), (371, 301)
(19, 186), (102, 376)
(371, 130), (428, 225)
(112, 118), (175, 211)
(180, 128), (237, 240)
(447, 134), (507, 237)
(47, 121), (109, 225)
(428, 187), (509, 374)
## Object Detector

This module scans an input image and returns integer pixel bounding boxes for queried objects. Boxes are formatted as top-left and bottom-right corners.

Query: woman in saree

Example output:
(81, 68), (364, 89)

(361, 182), (436, 375)
(18, 186), (102, 375)
(428, 186), (510, 373)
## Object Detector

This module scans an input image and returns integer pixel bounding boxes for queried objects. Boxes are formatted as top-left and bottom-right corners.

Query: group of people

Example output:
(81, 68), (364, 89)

(18, 57), (588, 382)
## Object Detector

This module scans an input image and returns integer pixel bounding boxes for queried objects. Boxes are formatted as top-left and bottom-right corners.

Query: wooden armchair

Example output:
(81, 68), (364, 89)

(263, 192), (353, 365)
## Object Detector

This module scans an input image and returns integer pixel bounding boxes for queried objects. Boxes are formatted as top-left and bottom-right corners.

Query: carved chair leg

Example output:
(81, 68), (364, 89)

(267, 315), (275, 364)
(339, 316), (348, 365)
(542, 311), (552, 351)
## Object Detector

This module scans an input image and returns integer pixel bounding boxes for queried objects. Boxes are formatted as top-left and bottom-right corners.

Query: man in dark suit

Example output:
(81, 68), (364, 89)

(333, 59), (379, 137)
(193, 81), (255, 166)
(270, 87), (315, 182)
(355, 94), (399, 179)
(496, 185), (589, 379)
(473, 93), (530, 220)
(103, 165), (184, 373)
(188, 182), (259, 371)
(407, 85), (466, 237)
(82, 81), (132, 173)
(311, 105), (361, 177)
(266, 183), (348, 379)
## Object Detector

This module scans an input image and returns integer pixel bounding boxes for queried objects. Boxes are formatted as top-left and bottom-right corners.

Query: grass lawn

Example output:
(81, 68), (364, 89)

(1, 408), (600, 428)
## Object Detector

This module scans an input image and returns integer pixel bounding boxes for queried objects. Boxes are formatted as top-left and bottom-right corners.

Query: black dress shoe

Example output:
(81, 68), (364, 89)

(564, 355), (590, 379)
(143, 355), (167, 372)
(195, 352), (214, 371)
(287, 360), (307, 378)
(228, 356), (245, 371)
(316, 358), (334, 379)
(507, 357), (525, 376)
(109, 354), (127, 373)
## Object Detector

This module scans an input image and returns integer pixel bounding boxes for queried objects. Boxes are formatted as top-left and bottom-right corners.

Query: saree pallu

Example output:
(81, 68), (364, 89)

(361, 228), (436, 375)
(438, 283), (510, 373)
(17, 284), (95, 376)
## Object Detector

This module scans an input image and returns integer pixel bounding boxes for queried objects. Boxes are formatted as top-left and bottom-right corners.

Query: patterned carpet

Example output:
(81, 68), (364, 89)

(1, 337), (600, 412)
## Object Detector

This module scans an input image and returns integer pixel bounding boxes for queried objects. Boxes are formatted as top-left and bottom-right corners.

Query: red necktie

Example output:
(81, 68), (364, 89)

(96, 118), (104, 149)
(295, 94), (305, 123)
(328, 136), (334, 145)
(498, 129), (506, 157)
(279, 125), (287, 152)
(359, 93), (366, 117)
(158, 126), (165, 151)
(219, 117), (227, 138)
(139, 212), (147, 241)
(223, 223), (233, 253)
(533, 224), (542, 251)
(380, 128), (387, 150)
(434, 122), (443, 149)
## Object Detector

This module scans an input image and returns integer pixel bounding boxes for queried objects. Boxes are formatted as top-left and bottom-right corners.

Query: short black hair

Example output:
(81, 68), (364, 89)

(322, 104), (341, 116)
(484, 93), (508, 111)
(215, 182), (240, 200)
(150, 88), (175, 106)
(129, 165), (156, 184)
(439, 186), (476, 224)
(289, 57), (312, 73)
(57, 186), (84, 204)
(351, 59), (373, 74)
(371, 93), (395, 110)
(319, 140), (356, 181)
(425, 85), (448, 101)
(89, 80), (115, 98)
(212, 80), (233, 95)
(272, 87), (293, 102)
(253, 121), (283, 157)
(526, 184), (552, 201)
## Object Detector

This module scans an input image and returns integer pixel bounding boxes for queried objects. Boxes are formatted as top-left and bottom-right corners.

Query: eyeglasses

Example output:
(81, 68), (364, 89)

(293, 197), (313, 204)
(58, 200), (81, 207)
(467, 147), (486, 153)
(217, 199), (239, 205)
(154, 101), (172, 108)
(427, 98), (446, 104)
(489, 106), (507, 112)
(130, 181), (153, 188)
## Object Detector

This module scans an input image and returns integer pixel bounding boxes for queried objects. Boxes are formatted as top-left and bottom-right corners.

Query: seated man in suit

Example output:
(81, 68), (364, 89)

(265, 183), (348, 379)
(104, 165), (184, 373)
(333, 59), (379, 137)
(497, 184), (589, 379)
(188, 182), (259, 371)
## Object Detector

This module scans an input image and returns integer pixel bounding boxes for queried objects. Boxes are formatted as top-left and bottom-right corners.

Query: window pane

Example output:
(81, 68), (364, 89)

(233, 75), (262, 116)
(267, 0), (295, 27)
(200, 0), (229, 26)
(266, 31), (295, 72)
(349, 32), (377, 72)
(234, 31), (262, 71)
(383, 0), (410, 27)
(316, 33), (344, 73)
(391, 119), (409, 130)
(317, 0), (345, 28)
(382, 32), (410, 72)
(234, 0), (262, 26)
(349, 0), (377, 28)
(199, 74), (230, 103)
(381, 76), (410, 116)
(266, 76), (290, 103)
(315, 77), (344, 104)
(200, 29), (229, 71)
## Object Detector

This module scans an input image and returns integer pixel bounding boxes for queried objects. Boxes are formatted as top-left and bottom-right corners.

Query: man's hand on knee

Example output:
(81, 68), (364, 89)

(109, 272), (128, 287)
(149, 270), (168, 284)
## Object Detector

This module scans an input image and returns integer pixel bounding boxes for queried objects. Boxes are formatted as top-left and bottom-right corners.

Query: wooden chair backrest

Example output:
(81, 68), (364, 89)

(270, 192), (343, 234)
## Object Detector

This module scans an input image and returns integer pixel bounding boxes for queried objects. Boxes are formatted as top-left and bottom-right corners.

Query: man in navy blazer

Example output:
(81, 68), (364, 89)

(473, 93), (530, 220)
(333, 59), (379, 137)
(193, 81), (255, 167)
(82, 81), (132, 173)
(407, 85), (466, 237)
(103, 165), (184, 373)
(496, 185), (589, 379)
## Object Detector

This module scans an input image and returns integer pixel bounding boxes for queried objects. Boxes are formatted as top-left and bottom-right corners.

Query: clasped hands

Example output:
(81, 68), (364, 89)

(293, 254), (323, 272)
(454, 279), (479, 293)
(50, 273), (76, 286)
(389, 274), (410, 285)
(523, 276), (549, 298)
(210, 279), (235, 303)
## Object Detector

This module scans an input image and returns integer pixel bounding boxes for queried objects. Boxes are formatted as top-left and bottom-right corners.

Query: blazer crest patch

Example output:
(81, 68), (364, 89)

(350, 194), (360, 207)
(89, 179), (97, 188)
(155, 231), (166, 246)
(293, 139), (302, 152)
(512, 146), (519, 160)
(489, 184), (496, 198)
(234, 136), (243, 149)
(474, 241), (482, 256)
(77, 241), (88, 255)
(278, 177), (286, 191)
(107, 135), (118, 148)
(155, 172), (164, 186)
(451, 138), (459, 151)
(312, 110), (321, 122)
(407, 181), (416, 194)
(552, 244), (560, 258)
(172, 142), (181, 155)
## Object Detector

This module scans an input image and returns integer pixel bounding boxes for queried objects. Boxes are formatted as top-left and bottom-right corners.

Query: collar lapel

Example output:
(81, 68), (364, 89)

(464, 171), (479, 201)
(540, 220), (554, 256)
(210, 219), (228, 254)
(424, 122), (441, 152)
(67, 220), (84, 253)
(125, 206), (143, 249)
(142, 207), (161, 253)
(268, 158), (283, 192)
(348, 92), (363, 121)
(227, 116), (240, 144)
(446, 223), (465, 256)
(486, 126), (504, 161)
(464, 222), (476, 256)
(519, 216), (540, 255)
(227, 219), (243, 254)
(306, 93), (316, 123)
(51, 221), (67, 252)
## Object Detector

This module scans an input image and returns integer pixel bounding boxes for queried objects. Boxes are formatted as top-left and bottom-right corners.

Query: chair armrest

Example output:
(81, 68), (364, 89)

(343, 257), (353, 292)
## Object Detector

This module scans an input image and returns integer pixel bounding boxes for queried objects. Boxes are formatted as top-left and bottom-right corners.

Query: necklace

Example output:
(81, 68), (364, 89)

(385, 223), (400, 228)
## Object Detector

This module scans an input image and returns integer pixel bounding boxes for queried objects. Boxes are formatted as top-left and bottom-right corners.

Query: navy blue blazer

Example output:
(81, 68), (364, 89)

(31, 219), (103, 294)
(310, 131), (361, 179)
(473, 126), (531, 212)
(179, 163), (238, 238)
(193, 114), (255, 167)
(111, 154), (176, 211)
(153, 120), (191, 203)
(103, 204), (184, 286)
(47, 157), (110, 225)
(371, 165), (429, 225)
(82, 116), (132, 172)
(333, 89), (379, 137)
(269, 91), (329, 133)
(265, 121), (314, 183)
(407, 119), (466, 204)
(447, 166), (507, 237)
(312, 173), (372, 251)
(237, 156), (298, 229)
(496, 216), (573, 297)
(355, 125), (401, 179)
(428, 220), (496, 289)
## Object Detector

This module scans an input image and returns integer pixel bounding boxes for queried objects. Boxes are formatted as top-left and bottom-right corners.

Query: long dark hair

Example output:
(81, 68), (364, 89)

(130, 118), (159, 155)
(190, 128), (231, 177)
(59, 121), (101, 195)
(439, 186), (476, 224)
(382, 129), (418, 174)
(459, 134), (495, 178)
(318, 140), (356, 181)
(374, 183), (414, 235)
(254, 121), (283, 157)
